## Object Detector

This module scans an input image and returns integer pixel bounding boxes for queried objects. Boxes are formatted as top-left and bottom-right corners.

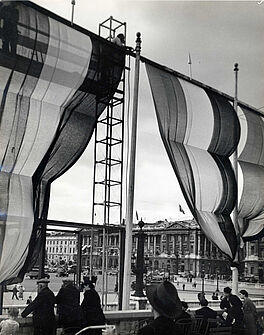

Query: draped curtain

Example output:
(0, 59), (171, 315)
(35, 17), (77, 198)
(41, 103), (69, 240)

(146, 64), (264, 261)
(0, 1), (125, 283)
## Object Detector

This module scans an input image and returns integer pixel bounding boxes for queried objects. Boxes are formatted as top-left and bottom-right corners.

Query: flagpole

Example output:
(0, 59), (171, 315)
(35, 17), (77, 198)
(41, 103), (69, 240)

(231, 62), (239, 295)
(122, 32), (142, 310)
(71, 0), (75, 26)
(188, 52), (192, 79)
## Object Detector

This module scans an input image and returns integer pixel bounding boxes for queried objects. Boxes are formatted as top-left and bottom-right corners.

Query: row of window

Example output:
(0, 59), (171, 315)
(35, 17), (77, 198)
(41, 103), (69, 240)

(46, 239), (75, 245)
(46, 247), (76, 254)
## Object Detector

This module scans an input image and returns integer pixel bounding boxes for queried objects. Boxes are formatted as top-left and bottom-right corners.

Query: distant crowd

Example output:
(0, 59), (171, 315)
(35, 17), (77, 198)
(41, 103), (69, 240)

(0, 279), (263, 335)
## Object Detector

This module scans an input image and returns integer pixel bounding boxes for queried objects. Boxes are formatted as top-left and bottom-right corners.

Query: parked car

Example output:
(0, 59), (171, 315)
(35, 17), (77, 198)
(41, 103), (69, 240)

(26, 267), (50, 279)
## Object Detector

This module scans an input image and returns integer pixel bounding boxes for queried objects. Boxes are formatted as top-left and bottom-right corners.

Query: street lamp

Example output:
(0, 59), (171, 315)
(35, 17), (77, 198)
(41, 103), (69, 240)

(133, 219), (147, 297)
(201, 262), (205, 294)
(216, 269), (220, 292)
(166, 260), (171, 281)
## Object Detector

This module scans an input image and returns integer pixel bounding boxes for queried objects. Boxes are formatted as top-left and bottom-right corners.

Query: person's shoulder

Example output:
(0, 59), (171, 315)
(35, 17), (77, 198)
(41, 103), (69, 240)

(195, 308), (203, 315)
(137, 324), (154, 335)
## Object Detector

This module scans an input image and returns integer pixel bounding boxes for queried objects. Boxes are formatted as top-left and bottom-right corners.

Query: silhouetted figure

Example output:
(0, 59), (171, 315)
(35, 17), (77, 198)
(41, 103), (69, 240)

(0, 2), (19, 54)
(239, 290), (257, 335)
(81, 280), (105, 335)
(26, 296), (32, 305)
(21, 278), (56, 335)
(222, 295), (245, 334)
(212, 292), (219, 300)
(138, 281), (183, 335)
(112, 33), (125, 47)
(175, 301), (191, 321)
(11, 285), (19, 300)
(195, 299), (217, 335)
(56, 279), (83, 332)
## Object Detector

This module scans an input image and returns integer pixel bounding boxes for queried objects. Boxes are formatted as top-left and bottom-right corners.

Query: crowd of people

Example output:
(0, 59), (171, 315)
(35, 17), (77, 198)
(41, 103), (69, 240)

(1, 277), (106, 335)
(0, 280), (262, 335)
(138, 283), (261, 335)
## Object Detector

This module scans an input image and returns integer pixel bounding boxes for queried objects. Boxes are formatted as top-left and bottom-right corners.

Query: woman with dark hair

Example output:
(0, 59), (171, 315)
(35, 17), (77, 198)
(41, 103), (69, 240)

(223, 295), (245, 334)
(239, 290), (257, 335)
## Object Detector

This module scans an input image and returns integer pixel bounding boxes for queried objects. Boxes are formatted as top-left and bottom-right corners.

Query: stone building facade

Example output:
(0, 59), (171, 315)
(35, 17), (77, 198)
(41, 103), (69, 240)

(45, 220), (264, 280)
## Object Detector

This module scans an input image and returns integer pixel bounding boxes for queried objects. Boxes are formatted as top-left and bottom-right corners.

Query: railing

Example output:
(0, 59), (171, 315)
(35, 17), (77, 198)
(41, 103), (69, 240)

(1, 306), (264, 335)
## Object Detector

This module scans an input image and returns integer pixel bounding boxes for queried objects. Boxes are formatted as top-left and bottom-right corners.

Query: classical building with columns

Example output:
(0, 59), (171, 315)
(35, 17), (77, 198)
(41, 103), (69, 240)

(132, 220), (230, 279)
(46, 220), (264, 280)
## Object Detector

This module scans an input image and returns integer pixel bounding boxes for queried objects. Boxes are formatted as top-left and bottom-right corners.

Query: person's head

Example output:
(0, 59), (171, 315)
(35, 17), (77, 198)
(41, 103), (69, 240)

(91, 275), (97, 284)
(200, 299), (209, 307)
(181, 301), (188, 311)
(28, 295), (32, 299)
(85, 280), (95, 290)
(146, 281), (182, 319)
(117, 33), (125, 44)
(8, 307), (19, 318)
(239, 290), (248, 299)
(198, 292), (205, 301)
(36, 278), (50, 292)
(223, 287), (232, 297)
(229, 295), (242, 308)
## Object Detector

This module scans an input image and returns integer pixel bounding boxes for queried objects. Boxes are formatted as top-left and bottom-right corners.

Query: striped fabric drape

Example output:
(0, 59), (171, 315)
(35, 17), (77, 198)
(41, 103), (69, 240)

(146, 64), (264, 261)
(0, 1), (125, 283)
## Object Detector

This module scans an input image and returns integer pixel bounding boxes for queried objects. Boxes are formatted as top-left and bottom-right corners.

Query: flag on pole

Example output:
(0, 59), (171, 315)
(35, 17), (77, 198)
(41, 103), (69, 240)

(179, 204), (185, 214)
(188, 52), (192, 65)
(188, 52), (192, 79)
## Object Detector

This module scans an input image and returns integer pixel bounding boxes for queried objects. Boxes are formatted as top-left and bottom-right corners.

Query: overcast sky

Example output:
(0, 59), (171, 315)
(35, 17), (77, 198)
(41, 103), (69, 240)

(38, 0), (264, 224)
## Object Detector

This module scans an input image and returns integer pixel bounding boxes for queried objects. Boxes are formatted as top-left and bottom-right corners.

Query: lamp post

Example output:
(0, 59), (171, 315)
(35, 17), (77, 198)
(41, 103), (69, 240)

(166, 260), (171, 281)
(201, 262), (205, 294)
(133, 219), (147, 297)
(216, 269), (220, 292)
(175, 252), (179, 275)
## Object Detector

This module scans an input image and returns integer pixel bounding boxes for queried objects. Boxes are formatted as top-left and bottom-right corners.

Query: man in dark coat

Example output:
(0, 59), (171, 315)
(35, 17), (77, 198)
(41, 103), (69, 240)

(220, 286), (233, 311)
(21, 278), (56, 335)
(56, 279), (83, 331)
(138, 281), (184, 335)
(195, 299), (217, 334)
(81, 280), (105, 335)
(196, 299), (217, 319)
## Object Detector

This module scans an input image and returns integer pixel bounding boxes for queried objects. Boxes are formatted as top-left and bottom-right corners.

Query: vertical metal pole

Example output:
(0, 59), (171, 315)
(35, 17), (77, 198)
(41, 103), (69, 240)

(122, 32), (142, 310)
(39, 220), (47, 278)
(71, 0), (75, 26)
(188, 52), (192, 79)
(76, 232), (83, 287)
(134, 228), (145, 297)
(91, 101), (99, 280)
(231, 63), (239, 295)
(118, 225), (125, 310)
(0, 285), (3, 315)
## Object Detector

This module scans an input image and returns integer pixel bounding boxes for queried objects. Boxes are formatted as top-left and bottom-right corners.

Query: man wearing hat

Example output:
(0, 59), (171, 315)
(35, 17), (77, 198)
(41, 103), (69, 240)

(21, 278), (56, 335)
(138, 281), (183, 335)
(220, 287), (234, 312)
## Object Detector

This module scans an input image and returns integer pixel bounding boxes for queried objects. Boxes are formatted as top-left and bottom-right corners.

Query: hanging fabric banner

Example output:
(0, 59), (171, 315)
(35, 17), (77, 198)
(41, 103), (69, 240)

(0, 1), (125, 283)
(146, 63), (264, 260)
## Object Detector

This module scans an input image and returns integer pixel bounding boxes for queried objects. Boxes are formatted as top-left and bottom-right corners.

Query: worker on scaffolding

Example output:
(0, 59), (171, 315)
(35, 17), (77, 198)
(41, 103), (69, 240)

(112, 33), (125, 47)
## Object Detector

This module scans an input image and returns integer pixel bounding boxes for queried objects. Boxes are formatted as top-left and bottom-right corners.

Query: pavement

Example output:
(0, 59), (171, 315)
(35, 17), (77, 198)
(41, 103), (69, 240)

(3, 275), (264, 309)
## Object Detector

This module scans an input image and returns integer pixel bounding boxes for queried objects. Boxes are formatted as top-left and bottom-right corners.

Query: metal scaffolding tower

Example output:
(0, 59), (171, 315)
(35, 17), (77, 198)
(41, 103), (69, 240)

(91, 17), (127, 309)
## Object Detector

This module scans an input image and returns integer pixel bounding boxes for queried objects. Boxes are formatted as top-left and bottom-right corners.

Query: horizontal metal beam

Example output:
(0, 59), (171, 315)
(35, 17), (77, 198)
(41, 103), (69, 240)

(45, 219), (125, 231)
